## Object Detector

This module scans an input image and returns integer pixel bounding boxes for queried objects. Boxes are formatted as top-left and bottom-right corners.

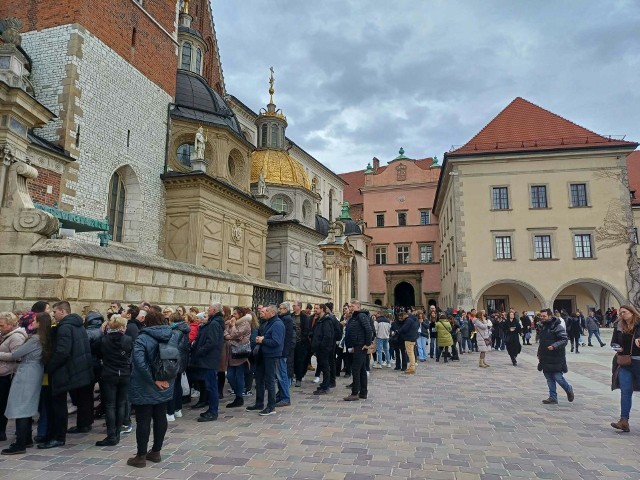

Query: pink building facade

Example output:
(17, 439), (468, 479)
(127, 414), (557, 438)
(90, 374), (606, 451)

(345, 150), (441, 308)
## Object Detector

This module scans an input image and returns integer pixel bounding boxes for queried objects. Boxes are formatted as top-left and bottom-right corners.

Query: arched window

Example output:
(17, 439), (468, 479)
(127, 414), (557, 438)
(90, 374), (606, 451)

(271, 123), (278, 147)
(108, 171), (126, 242)
(351, 258), (358, 299)
(260, 124), (268, 147)
(176, 143), (193, 166)
(329, 188), (335, 220)
(181, 42), (192, 70)
(195, 48), (202, 74)
(270, 194), (292, 215)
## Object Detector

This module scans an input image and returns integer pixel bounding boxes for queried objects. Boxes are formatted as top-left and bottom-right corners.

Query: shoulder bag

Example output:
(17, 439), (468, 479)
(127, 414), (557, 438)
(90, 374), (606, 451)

(616, 328), (637, 367)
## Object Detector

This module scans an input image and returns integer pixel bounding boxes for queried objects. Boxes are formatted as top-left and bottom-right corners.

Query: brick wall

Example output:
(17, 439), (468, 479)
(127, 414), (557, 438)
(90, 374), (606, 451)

(0, 0), (178, 96)
(27, 166), (61, 207)
(189, 0), (225, 93)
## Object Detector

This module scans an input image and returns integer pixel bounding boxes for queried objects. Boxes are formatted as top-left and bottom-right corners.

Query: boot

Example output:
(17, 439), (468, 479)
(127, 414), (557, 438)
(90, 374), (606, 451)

(146, 450), (162, 463)
(127, 454), (147, 468)
(611, 418), (630, 432)
(478, 359), (487, 368)
(95, 436), (118, 446)
(482, 359), (490, 367)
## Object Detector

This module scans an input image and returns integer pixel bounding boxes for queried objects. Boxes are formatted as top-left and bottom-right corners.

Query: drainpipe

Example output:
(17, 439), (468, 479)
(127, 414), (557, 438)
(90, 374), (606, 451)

(163, 103), (173, 174)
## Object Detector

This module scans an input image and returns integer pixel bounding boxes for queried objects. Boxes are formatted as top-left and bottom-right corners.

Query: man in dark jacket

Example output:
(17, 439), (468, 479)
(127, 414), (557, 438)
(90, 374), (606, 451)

(247, 305), (284, 416)
(190, 303), (225, 422)
(40, 301), (94, 449)
(344, 300), (373, 401)
(311, 304), (335, 395)
(537, 309), (574, 405)
(520, 311), (532, 345)
(125, 305), (144, 341)
(292, 301), (312, 387)
(398, 312), (419, 374)
(275, 302), (296, 407)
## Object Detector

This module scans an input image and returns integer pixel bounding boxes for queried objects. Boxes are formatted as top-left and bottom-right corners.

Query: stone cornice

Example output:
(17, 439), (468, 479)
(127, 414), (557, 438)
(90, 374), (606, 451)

(267, 219), (325, 240)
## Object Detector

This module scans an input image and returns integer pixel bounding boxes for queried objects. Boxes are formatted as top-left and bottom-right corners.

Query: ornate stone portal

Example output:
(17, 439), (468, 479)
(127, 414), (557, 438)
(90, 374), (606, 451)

(319, 220), (356, 308)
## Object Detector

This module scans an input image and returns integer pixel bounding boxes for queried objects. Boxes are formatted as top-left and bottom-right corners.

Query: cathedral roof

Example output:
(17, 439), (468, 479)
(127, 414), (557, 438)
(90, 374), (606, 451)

(315, 214), (330, 236)
(173, 70), (243, 136)
(251, 149), (311, 189)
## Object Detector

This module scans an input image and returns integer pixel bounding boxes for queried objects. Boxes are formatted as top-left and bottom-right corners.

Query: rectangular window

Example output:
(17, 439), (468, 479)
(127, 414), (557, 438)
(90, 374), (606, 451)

(574, 234), (593, 258)
(397, 245), (410, 264)
(570, 183), (588, 207)
(492, 186), (509, 210)
(420, 209), (431, 225)
(534, 235), (552, 259)
(397, 211), (407, 226)
(495, 236), (512, 259)
(374, 246), (387, 265)
(376, 213), (385, 227)
(419, 244), (433, 263)
(530, 185), (548, 209)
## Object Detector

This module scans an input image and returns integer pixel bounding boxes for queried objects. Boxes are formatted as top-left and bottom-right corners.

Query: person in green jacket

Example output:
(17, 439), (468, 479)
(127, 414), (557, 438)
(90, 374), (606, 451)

(435, 314), (454, 363)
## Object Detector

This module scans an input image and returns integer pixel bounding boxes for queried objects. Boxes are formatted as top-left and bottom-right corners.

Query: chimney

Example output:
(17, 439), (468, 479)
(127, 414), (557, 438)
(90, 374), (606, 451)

(372, 157), (380, 172)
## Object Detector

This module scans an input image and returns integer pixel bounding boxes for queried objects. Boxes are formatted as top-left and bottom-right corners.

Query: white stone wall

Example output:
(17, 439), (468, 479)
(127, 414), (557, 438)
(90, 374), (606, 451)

(22, 25), (171, 255)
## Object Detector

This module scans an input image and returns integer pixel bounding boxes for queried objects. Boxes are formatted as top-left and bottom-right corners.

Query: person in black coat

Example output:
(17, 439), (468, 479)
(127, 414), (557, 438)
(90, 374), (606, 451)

(311, 305), (335, 395)
(96, 315), (132, 446)
(520, 312), (532, 345)
(537, 309), (574, 405)
(189, 304), (225, 422)
(344, 301), (372, 401)
(326, 302), (342, 387)
(40, 302), (94, 449)
(390, 317), (407, 371)
(504, 311), (522, 366)
(125, 305), (144, 342)
(292, 302), (312, 387)
(275, 303), (296, 406)
(564, 312), (582, 354)
(398, 312), (419, 373)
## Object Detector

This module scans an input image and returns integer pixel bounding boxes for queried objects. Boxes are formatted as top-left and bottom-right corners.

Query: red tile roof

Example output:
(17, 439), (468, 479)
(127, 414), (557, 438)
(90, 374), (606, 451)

(448, 97), (637, 156)
(626, 151), (640, 206)
(339, 158), (435, 207)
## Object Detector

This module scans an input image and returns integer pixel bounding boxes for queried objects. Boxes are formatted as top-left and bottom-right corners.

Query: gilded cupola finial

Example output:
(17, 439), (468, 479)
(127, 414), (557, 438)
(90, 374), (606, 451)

(180, 0), (189, 14)
(268, 66), (275, 104)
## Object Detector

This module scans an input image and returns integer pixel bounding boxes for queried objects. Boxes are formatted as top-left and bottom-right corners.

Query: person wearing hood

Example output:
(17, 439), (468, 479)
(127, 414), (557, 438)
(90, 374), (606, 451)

(344, 300), (373, 401)
(166, 312), (191, 421)
(126, 309), (174, 468)
(374, 311), (391, 368)
(311, 304), (334, 395)
(39, 302), (93, 449)
(537, 308), (574, 405)
(0, 312), (28, 442)
(398, 311), (419, 374)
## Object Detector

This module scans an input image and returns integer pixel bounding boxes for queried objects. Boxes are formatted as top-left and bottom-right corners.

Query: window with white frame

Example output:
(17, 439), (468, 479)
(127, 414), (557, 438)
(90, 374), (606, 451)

(534, 235), (552, 259)
(492, 186), (509, 210)
(574, 234), (593, 258)
(375, 246), (387, 265)
(495, 236), (512, 259)
(570, 183), (588, 207)
(419, 244), (433, 263)
(530, 185), (548, 209)
(397, 245), (410, 264)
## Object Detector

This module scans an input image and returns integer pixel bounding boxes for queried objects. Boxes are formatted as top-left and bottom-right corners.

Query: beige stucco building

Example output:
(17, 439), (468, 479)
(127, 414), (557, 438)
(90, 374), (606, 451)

(434, 97), (638, 314)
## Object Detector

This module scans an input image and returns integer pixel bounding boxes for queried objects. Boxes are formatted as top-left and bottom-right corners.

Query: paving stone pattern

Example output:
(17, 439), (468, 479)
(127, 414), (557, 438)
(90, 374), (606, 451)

(0, 330), (638, 479)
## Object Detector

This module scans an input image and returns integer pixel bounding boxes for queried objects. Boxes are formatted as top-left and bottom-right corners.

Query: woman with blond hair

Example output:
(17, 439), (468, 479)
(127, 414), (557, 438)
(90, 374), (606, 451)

(224, 307), (251, 407)
(474, 310), (491, 368)
(610, 304), (640, 432)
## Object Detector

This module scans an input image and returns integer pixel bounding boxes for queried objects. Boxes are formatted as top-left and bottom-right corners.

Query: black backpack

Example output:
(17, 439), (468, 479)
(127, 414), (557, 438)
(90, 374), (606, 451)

(153, 330), (181, 381)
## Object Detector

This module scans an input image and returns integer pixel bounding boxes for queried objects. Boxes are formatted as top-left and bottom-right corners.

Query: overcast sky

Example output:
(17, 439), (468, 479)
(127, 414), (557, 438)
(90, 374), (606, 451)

(213, 0), (640, 174)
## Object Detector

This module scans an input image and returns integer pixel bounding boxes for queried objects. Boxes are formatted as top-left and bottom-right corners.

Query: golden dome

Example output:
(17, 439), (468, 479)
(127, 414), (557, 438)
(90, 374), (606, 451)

(251, 149), (310, 190)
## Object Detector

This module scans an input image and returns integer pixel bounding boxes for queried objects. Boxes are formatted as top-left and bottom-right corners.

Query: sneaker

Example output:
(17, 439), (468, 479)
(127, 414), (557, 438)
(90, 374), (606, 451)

(275, 400), (291, 407)
(174, 410), (182, 418)
(295, 380), (301, 387)
(313, 389), (328, 395)
(373, 364), (382, 369)
(259, 408), (276, 416)
(385, 363), (391, 368)
(121, 424), (133, 434)
(243, 391), (253, 397)
(246, 404), (264, 411)
(313, 377), (320, 384)
(366, 371), (370, 377)
(542, 398), (558, 404)
(166, 414), (175, 422)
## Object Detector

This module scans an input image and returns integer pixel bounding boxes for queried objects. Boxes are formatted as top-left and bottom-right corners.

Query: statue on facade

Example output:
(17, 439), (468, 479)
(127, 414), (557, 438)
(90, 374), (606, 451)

(257, 169), (267, 196)
(193, 126), (206, 159)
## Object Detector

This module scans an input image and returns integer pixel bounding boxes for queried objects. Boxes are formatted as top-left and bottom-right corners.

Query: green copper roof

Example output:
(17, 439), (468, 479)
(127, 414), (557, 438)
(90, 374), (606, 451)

(35, 203), (109, 232)
(338, 201), (352, 220)
(393, 147), (408, 160)
(364, 162), (374, 174)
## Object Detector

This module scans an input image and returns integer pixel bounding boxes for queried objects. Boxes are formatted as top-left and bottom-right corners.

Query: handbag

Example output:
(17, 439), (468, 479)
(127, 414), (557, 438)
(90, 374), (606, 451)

(231, 342), (251, 359)
(616, 330), (636, 367)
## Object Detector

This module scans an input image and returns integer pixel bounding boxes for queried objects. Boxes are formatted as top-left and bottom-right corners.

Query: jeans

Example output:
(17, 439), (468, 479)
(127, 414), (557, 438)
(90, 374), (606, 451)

(316, 349), (331, 390)
(133, 403), (167, 455)
(293, 341), (309, 381)
(101, 376), (129, 438)
(543, 371), (572, 401)
(429, 338), (438, 357)
(351, 349), (368, 396)
(405, 341), (416, 370)
(37, 385), (51, 439)
(227, 365), (245, 400)
(461, 338), (472, 352)
(416, 336), (428, 360)
(588, 330), (604, 346)
(167, 374), (183, 414)
(376, 338), (391, 365)
(203, 369), (219, 416)
(275, 358), (291, 403)
(255, 356), (277, 410)
(619, 360), (640, 419)
(0, 375), (12, 436)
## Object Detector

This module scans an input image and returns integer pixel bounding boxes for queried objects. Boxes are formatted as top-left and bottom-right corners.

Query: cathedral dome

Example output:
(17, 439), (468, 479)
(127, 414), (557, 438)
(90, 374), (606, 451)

(174, 70), (243, 135)
(251, 149), (311, 189)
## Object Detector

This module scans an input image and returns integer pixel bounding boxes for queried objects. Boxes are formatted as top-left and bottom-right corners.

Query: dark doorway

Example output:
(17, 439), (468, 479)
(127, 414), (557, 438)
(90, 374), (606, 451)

(428, 299), (437, 308)
(394, 281), (415, 309)
(553, 298), (574, 315)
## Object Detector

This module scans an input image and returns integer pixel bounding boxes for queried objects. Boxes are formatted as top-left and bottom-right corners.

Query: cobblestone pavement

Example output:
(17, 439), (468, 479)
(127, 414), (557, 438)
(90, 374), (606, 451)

(1, 330), (639, 480)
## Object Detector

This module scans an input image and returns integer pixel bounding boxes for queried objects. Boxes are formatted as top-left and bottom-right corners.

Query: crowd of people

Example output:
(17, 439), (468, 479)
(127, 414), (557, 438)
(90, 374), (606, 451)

(0, 298), (638, 467)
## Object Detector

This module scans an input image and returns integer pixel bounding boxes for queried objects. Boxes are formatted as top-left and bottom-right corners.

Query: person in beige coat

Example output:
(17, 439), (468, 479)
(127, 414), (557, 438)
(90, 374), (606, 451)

(473, 310), (491, 368)
(224, 308), (252, 408)
(0, 312), (28, 441)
